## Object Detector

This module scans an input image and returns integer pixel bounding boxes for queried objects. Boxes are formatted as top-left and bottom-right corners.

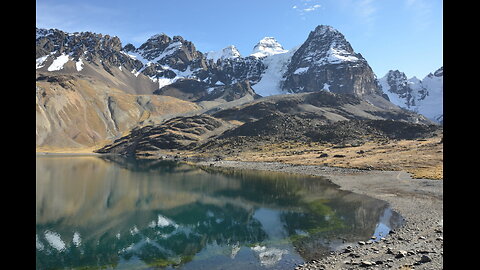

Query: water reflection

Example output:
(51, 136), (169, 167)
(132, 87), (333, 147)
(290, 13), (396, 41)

(36, 156), (402, 269)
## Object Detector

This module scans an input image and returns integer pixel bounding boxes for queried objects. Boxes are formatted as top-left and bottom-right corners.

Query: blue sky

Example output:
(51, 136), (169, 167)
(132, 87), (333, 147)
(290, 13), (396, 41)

(36, 0), (443, 78)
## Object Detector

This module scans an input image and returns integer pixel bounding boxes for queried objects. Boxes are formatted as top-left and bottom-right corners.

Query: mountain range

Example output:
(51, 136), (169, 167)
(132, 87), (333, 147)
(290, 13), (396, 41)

(36, 25), (442, 152)
(378, 67), (443, 123)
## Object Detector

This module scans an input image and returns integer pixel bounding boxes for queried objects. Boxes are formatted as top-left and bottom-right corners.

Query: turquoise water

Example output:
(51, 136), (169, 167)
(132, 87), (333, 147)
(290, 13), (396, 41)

(36, 156), (402, 269)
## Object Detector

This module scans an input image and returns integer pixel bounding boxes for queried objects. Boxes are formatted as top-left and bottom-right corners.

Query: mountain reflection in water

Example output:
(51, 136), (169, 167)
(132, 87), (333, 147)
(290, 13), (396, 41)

(36, 156), (402, 269)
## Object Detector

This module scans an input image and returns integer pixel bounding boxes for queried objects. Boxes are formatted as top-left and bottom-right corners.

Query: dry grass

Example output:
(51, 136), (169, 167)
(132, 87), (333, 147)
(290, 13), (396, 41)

(223, 137), (443, 180)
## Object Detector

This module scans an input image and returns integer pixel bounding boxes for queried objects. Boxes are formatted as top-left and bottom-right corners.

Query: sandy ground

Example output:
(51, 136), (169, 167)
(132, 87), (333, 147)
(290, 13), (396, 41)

(195, 160), (443, 270)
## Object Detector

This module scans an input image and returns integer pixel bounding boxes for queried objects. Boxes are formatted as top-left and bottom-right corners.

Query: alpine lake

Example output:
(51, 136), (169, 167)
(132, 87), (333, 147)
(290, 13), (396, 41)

(36, 155), (403, 270)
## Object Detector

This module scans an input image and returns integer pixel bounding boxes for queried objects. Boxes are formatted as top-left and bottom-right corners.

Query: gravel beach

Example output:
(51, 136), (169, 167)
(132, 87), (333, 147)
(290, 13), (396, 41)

(195, 160), (443, 270)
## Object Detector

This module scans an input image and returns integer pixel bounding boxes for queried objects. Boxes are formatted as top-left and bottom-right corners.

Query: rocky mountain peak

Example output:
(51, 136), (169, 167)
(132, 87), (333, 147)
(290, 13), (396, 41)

(384, 70), (409, 94)
(250, 37), (288, 58)
(310, 25), (339, 37)
(128, 33), (204, 72)
(225, 45), (241, 56)
(281, 25), (379, 97)
(298, 25), (360, 67)
(145, 33), (171, 43)
(137, 33), (173, 60)
(123, 43), (136, 52)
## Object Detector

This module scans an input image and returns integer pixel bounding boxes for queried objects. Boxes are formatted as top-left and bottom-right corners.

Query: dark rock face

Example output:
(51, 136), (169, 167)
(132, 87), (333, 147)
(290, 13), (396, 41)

(199, 80), (261, 102)
(153, 79), (210, 101)
(383, 70), (416, 106)
(282, 25), (382, 98)
(154, 79), (261, 103)
(136, 34), (174, 60)
(208, 57), (266, 86)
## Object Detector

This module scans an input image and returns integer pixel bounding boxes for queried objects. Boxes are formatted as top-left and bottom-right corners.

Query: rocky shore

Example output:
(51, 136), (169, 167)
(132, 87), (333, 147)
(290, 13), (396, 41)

(194, 160), (443, 270)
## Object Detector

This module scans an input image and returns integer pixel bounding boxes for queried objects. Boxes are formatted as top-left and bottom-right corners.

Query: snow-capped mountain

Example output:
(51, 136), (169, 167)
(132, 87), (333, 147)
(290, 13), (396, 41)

(250, 37), (288, 58)
(36, 25), (439, 151)
(119, 33), (212, 88)
(205, 45), (241, 62)
(248, 26), (383, 98)
(282, 25), (382, 97)
(37, 25), (436, 107)
(379, 67), (443, 123)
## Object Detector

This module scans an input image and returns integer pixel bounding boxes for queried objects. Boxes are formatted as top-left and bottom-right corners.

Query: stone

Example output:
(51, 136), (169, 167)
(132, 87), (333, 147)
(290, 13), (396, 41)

(419, 255), (432, 263)
(349, 253), (361, 258)
(361, 261), (374, 267)
(395, 250), (408, 258)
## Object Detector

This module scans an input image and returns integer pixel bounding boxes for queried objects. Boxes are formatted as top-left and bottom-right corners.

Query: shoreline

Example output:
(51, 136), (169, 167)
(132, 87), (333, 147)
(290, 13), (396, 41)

(194, 160), (443, 269)
(35, 154), (443, 269)
(36, 152), (103, 157)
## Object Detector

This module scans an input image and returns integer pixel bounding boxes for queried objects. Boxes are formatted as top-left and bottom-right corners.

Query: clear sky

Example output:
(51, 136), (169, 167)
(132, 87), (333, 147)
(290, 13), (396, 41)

(36, 0), (443, 79)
